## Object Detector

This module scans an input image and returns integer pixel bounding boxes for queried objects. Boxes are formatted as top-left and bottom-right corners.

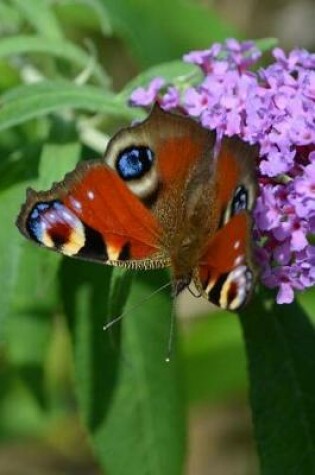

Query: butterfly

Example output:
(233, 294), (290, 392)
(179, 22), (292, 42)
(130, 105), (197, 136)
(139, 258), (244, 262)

(16, 104), (257, 311)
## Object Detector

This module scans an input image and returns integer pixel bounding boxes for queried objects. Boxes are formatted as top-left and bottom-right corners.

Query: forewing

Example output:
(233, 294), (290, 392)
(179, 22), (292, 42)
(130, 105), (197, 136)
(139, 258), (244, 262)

(16, 161), (165, 268)
(103, 103), (216, 208)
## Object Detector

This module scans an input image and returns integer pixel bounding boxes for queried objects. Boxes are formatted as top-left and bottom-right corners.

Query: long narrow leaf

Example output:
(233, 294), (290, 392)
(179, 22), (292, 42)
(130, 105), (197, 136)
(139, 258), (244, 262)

(0, 81), (142, 132)
(0, 35), (109, 87)
(102, 0), (233, 66)
(5, 140), (81, 404)
(183, 309), (247, 404)
(60, 265), (186, 475)
(12, 0), (64, 40)
(239, 290), (315, 474)
(0, 183), (26, 340)
(55, 0), (112, 35)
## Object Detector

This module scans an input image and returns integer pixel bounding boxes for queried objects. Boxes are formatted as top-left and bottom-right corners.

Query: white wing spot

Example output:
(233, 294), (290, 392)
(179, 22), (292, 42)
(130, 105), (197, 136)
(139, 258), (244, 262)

(87, 191), (95, 200)
(234, 240), (240, 250)
(70, 197), (82, 211)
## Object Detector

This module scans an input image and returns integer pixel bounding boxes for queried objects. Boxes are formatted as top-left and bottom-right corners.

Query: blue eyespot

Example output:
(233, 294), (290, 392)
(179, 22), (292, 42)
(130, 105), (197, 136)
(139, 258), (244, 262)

(231, 186), (248, 215)
(116, 146), (154, 180)
(27, 200), (67, 243)
(26, 201), (61, 243)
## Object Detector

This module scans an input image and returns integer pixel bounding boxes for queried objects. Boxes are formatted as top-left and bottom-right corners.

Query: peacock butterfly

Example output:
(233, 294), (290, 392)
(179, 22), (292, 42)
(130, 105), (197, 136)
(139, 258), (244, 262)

(16, 104), (257, 311)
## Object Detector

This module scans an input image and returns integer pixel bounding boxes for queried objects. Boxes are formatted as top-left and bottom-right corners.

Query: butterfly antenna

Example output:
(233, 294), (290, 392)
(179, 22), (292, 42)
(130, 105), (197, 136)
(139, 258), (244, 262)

(165, 294), (177, 363)
(103, 281), (172, 331)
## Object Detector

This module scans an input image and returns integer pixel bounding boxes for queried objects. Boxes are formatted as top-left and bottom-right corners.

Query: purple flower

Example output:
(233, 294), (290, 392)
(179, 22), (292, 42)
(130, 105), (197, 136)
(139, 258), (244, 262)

(294, 152), (315, 207)
(254, 185), (282, 231)
(273, 47), (315, 72)
(224, 38), (262, 69)
(160, 86), (180, 110)
(273, 240), (291, 265)
(184, 88), (210, 116)
(129, 77), (165, 107)
(129, 39), (315, 304)
(277, 282), (295, 304)
(183, 43), (222, 73)
(262, 265), (304, 304)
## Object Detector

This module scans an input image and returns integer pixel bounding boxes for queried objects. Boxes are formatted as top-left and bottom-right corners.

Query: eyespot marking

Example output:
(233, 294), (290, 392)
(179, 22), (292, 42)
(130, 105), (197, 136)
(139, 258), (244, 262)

(231, 185), (248, 215)
(207, 265), (253, 311)
(222, 185), (250, 226)
(111, 144), (159, 202)
(221, 265), (253, 310)
(116, 146), (154, 181)
(26, 200), (85, 256)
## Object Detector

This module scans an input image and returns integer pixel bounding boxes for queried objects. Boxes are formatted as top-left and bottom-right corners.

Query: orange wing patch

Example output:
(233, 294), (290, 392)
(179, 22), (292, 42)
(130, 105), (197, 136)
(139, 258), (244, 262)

(196, 213), (255, 310)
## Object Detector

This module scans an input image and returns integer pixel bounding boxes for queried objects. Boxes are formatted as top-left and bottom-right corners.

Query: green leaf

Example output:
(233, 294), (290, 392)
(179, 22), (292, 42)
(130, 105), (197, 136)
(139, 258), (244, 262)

(12, 0), (64, 40)
(0, 183), (26, 340)
(0, 81), (143, 132)
(37, 140), (82, 188)
(5, 140), (81, 405)
(54, 0), (112, 35)
(0, 1), (23, 31)
(118, 60), (202, 100)
(106, 267), (134, 320)
(255, 37), (278, 53)
(307, 233), (315, 246)
(60, 260), (117, 428)
(239, 289), (315, 474)
(0, 127), (80, 340)
(183, 309), (247, 404)
(101, 272), (185, 475)
(102, 0), (234, 67)
(298, 288), (315, 323)
(0, 35), (110, 87)
(6, 245), (58, 409)
(60, 264), (186, 475)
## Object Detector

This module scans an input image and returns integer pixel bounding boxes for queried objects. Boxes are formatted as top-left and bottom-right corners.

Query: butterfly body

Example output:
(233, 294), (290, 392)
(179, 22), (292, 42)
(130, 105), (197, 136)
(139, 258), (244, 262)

(17, 104), (257, 311)
(156, 176), (215, 281)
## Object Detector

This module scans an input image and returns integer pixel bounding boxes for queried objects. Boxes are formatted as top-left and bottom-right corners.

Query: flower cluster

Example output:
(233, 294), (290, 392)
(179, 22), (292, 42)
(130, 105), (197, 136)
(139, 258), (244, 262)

(129, 40), (315, 304)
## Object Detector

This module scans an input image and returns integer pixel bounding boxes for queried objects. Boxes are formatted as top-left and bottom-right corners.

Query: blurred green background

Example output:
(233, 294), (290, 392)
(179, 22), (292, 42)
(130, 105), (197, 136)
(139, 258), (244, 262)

(0, 1), (314, 474)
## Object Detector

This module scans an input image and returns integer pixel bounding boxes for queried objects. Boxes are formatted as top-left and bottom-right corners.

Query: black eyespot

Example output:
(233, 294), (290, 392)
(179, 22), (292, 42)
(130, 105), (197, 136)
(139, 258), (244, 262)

(231, 185), (248, 215)
(116, 146), (154, 181)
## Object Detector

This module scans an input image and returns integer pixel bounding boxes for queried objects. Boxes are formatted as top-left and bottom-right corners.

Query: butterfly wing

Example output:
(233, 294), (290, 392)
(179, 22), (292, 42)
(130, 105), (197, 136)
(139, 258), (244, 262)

(17, 105), (215, 268)
(17, 162), (165, 267)
(197, 213), (255, 310)
(103, 103), (215, 208)
(195, 136), (257, 311)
